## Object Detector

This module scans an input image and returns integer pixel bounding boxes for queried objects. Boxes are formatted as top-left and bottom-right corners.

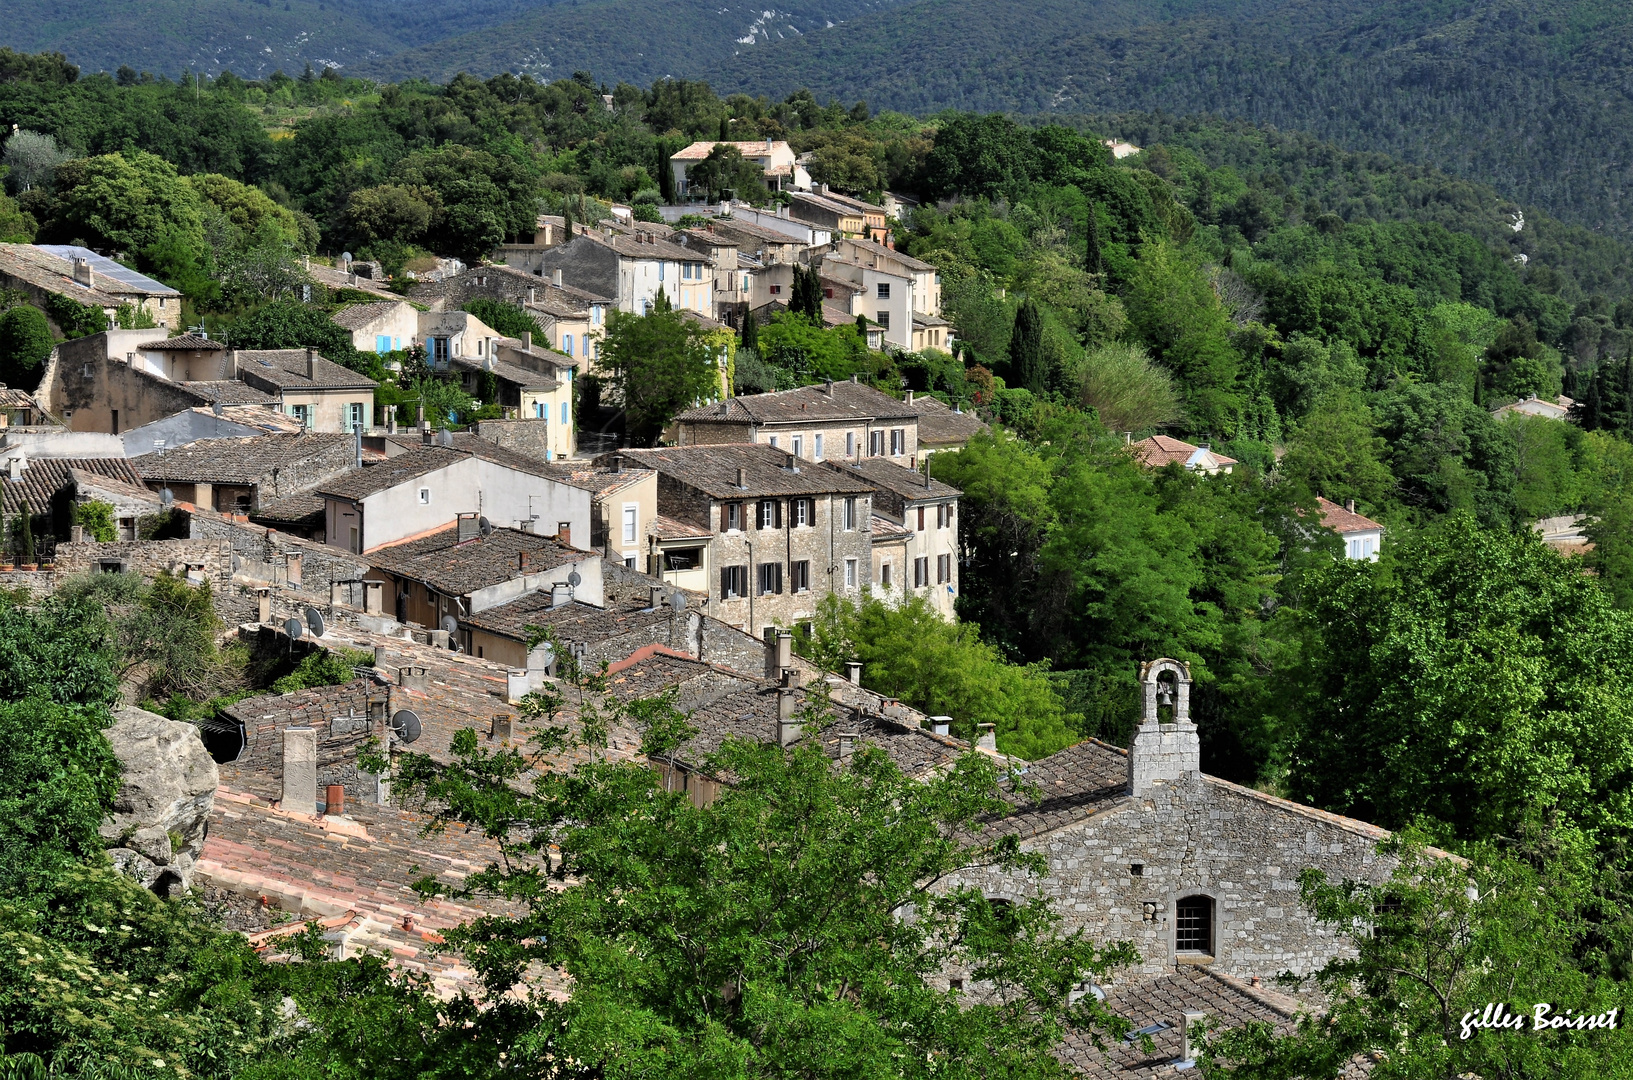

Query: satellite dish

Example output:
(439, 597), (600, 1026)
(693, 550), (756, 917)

(670, 590), (687, 611)
(478, 515), (493, 537)
(304, 606), (325, 638)
(567, 570), (582, 587)
(284, 617), (304, 641)
(439, 614), (459, 635)
(160, 488), (174, 506)
(534, 642), (556, 668)
(341, 251), (353, 263)
(389, 709), (422, 744)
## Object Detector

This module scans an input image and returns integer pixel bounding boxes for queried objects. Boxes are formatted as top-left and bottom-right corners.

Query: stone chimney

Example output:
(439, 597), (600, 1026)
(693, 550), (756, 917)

(397, 665), (429, 691)
(1346, 498), (1356, 514)
(975, 724), (997, 753)
(845, 660), (862, 685)
(765, 629), (793, 682)
(736, 466), (746, 488)
(649, 584), (666, 610)
(304, 348), (317, 379)
(520, 330), (531, 350)
(838, 732), (858, 759)
(553, 268), (564, 287)
(491, 714), (514, 742)
(1128, 659), (1200, 796)
(72, 256), (94, 288)
(281, 727), (318, 814)
(551, 581), (571, 608)
(1181, 1012), (1206, 1065)
(777, 687), (800, 746)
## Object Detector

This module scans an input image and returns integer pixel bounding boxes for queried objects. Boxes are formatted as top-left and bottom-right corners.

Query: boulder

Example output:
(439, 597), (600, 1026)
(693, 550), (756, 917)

(99, 705), (219, 896)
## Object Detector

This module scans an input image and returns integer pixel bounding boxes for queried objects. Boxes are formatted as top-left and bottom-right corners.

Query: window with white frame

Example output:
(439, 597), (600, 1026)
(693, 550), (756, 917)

(791, 498), (810, 527)
(877, 282), (890, 299)
(791, 435), (803, 458)
(891, 429), (904, 456)
(622, 504), (638, 545)
(721, 564), (748, 598)
(790, 560), (810, 593)
(758, 499), (781, 529)
(937, 554), (951, 584)
(846, 431), (856, 457)
(418, 488), (431, 505)
(814, 433), (824, 459)
(845, 558), (857, 588)
(723, 502), (743, 532)
(913, 557), (929, 588)
(843, 496), (856, 530)
(769, 435), (779, 448)
(757, 562), (783, 596)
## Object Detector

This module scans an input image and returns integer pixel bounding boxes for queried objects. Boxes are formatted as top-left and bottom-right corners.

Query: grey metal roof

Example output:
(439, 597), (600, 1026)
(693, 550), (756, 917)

(34, 245), (180, 296)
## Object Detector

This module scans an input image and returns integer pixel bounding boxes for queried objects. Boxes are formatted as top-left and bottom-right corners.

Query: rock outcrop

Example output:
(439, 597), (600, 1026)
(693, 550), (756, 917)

(100, 705), (219, 895)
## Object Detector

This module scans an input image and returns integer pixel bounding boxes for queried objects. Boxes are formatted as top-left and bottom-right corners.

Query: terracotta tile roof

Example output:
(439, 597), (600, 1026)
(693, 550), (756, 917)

(1059, 966), (1300, 1078)
(1129, 435), (1236, 470)
(674, 380), (918, 426)
(134, 432), (352, 485)
(316, 446), (466, 501)
(610, 443), (876, 499)
(1315, 497), (1384, 535)
(2, 457), (145, 515)
(330, 300), (409, 331)
(670, 139), (794, 162)
(139, 333), (225, 351)
(68, 467), (160, 507)
(450, 353), (559, 391)
(367, 526), (586, 596)
(907, 395), (987, 446)
(588, 230), (699, 263)
(869, 513), (911, 542)
(834, 457), (960, 500)
(181, 380), (278, 405)
(986, 739), (1132, 840)
(236, 350), (378, 391)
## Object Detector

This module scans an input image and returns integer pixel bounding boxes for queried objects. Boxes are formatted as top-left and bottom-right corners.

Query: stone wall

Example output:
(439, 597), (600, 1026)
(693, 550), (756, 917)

(54, 537), (236, 584)
(471, 418), (552, 463)
(954, 771), (1396, 981)
(189, 511), (369, 594)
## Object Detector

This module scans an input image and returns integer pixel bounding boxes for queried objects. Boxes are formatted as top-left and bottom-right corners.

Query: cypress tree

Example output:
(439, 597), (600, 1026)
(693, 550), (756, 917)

(19, 499), (34, 566)
(1084, 203), (1104, 277)
(1009, 300), (1046, 394)
(659, 143), (676, 204)
(741, 309), (759, 352)
(719, 116), (730, 141)
(792, 266), (823, 322)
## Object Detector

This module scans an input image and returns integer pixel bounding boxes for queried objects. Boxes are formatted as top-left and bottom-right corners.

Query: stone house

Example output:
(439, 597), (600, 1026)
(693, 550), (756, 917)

(787, 191), (866, 238)
(416, 308), (503, 371)
(674, 228), (747, 322)
(315, 442), (593, 555)
(1, 456), (148, 551)
(520, 277), (609, 372)
(906, 393), (987, 456)
(330, 300), (419, 354)
(831, 237), (942, 319)
(704, 218), (805, 267)
(1315, 497), (1384, 561)
(836, 457), (961, 619)
(131, 431), (358, 515)
(0, 244), (181, 332)
(47, 331), (234, 436)
(1129, 435), (1237, 475)
(669, 139), (810, 196)
(600, 443), (875, 639)
(518, 231), (713, 317)
(234, 349), (379, 434)
(729, 204), (833, 249)
(673, 378), (922, 467)
(362, 521), (603, 637)
(951, 659), (1412, 982)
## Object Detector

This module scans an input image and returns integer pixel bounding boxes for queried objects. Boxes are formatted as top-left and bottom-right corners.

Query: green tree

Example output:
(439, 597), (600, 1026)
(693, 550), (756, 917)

(1123, 241), (1241, 430)
(390, 685), (1137, 1077)
(684, 143), (769, 202)
(1083, 201), (1104, 276)
(790, 263), (824, 322)
(1285, 514), (1633, 847)
(345, 183), (434, 248)
(0, 304), (53, 389)
(1008, 298), (1047, 394)
(392, 145), (541, 263)
(801, 593), (1080, 758)
(72, 500), (115, 543)
(1201, 831), (1633, 1079)
(1276, 391), (1392, 507)
(740, 308), (758, 352)
(462, 298), (544, 342)
(1076, 341), (1182, 433)
(47, 150), (204, 262)
(603, 304), (718, 445)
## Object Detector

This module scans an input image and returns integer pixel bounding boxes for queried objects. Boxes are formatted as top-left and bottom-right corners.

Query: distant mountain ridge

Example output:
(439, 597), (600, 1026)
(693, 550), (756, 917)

(8, 0), (1633, 241)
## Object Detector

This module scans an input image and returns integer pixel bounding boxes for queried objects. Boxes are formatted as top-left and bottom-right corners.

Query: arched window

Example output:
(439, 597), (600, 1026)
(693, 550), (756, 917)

(1175, 895), (1214, 955)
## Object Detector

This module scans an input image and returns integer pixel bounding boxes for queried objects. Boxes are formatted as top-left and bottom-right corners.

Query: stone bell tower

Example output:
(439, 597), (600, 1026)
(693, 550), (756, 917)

(1127, 658), (1201, 796)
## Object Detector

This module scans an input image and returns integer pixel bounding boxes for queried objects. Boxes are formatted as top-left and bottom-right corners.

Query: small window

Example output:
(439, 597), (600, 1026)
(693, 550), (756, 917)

(914, 557), (929, 589)
(1176, 895), (1214, 954)
(757, 562), (783, 596)
(877, 310), (890, 330)
(724, 502), (743, 532)
(418, 488), (431, 505)
(845, 558), (857, 588)
(769, 435), (779, 449)
(564, 334), (574, 356)
(622, 504), (638, 545)
(561, 402), (569, 426)
(758, 499), (781, 530)
(881, 562), (892, 588)
(770, 284), (782, 295)
(1130, 863), (1144, 876)
(790, 559), (810, 593)
(937, 554), (951, 584)
(917, 506), (926, 531)
(791, 498), (810, 527)
(876, 282), (890, 299)
(845, 431), (855, 457)
(791, 435), (803, 459)
(814, 433), (823, 459)
(843, 496), (856, 530)
(721, 564), (748, 598)
(891, 429), (904, 456)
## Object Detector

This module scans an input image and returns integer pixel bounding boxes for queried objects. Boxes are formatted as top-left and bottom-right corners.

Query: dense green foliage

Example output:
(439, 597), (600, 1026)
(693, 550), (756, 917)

(601, 296), (722, 445)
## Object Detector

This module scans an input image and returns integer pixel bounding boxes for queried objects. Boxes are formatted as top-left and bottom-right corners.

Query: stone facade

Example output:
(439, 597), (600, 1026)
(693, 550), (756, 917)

(950, 659), (1399, 982)
(53, 537), (236, 584)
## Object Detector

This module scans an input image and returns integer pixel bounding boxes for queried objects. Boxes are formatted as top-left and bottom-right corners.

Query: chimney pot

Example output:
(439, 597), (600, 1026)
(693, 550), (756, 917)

(1181, 1012), (1207, 1064)
(650, 585), (665, 610)
(372, 645), (386, 667)
(777, 688), (800, 744)
(931, 716), (952, 736)
(553, 268), (563, 287)
(845, 660), (863, 685)
(305, 348), (317, 379)
(1346, 498), (1356, 514)
(521, 330), (531, 350)
(325, 784), (345, 816)
(736, 466), (746, 488)
(906, 390), (914, 404)
(491, 714), (514, 742)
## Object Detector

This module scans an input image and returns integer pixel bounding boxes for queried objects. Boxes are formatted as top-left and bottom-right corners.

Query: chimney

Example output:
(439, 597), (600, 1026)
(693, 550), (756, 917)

(766, 136), (774, 149)
(528, 286), (536, 304)
(521, 331), (531, 350)
(777, 687), (800, 745)
(372, 645), (387, 668)
(1128, 659), (1200, 796)
(838, 732), (858, 759)
(765, 629), (793, 681)
(551, 581), (570, 608)
(931, 716), (952, 736)
(975, 724), (998, 753)
(226, 349), (238, 377)
(736, 466), (746, 488)
(456, 512), (480, 543)
(557, 522), (571, 547)
(324, 784), (345, 816)
(649, 584), (666, 610)
(1346, 499), (1356, 514)
(845, 660), (862, 685)
(905, 390), (914, 404)
(304, 348), (317, 379)
(256, 588), (272, 623)
(439, 428), (453, 447)
(354, 426), (363, 468)
(397, 665), (429, 691)
(7, 456), (21, 480)
(553, 268), (563, 287)
(491, 714), (514, 742)
(1181, 1012), (1207, 1065)
(281, 728), (318, 813)
(612, 456), (623, 473)
(422, 426), (435, 446)
(72, 256), (94, 288)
